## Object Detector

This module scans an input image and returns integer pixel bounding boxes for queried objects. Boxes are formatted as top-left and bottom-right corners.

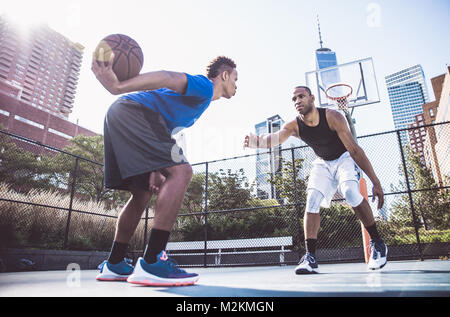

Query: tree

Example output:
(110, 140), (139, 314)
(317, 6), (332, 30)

(268, 157), (307, 204)
(181, 173), (205, 215)
(319, 203), (362, 248)
(268, 156), (362, 250)
(265, 157), (308, 250)
(0, 130), (57, 192)
(391, 148), (449, 230)
(174, 167), (295, 241)
(207, 168), (253, 211)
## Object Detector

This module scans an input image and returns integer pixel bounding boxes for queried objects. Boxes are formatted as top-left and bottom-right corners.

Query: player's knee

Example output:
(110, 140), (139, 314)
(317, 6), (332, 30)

(341, 181), (364, 208)
(164, 163), (193, 182)
(305, 189), (324, 214)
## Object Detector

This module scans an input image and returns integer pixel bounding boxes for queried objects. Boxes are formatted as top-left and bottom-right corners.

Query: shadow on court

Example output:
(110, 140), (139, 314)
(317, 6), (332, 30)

(151, 283), (449, 297)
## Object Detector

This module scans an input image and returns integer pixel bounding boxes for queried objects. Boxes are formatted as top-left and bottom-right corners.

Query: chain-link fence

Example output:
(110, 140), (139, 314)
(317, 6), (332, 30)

(0, 122), (449, 267)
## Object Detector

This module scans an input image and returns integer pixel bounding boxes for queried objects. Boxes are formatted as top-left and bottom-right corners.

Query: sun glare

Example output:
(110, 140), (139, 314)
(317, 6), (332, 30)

(0, 1), (65, 34)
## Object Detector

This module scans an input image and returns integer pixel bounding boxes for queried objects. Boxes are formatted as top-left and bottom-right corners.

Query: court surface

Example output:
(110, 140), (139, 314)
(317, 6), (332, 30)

(1, 259), (449, 297)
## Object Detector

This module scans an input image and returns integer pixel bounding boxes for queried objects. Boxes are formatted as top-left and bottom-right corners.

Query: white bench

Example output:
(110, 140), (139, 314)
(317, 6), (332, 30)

(166, 236), (292, 265)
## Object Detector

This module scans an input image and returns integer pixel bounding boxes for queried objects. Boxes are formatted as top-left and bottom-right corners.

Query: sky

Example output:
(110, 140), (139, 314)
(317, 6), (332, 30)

(2, 0), (450, 164)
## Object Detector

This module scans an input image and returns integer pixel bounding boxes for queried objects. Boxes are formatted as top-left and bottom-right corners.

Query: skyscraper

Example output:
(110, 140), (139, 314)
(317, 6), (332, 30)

(0, 15), (83, 119)
(385, 65), (429, 145)
(315, 16), (340, 88)
(255, 115), (302, 200)
(0, 15), (97, 152)
(255, 115), (284, 200)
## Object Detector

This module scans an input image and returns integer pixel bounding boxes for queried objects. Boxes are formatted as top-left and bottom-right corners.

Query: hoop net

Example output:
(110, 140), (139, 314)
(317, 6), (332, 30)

(325, 83), (353, 111)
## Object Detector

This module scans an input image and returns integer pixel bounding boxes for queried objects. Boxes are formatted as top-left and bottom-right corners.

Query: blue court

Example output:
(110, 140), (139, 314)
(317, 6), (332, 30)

(1, 259), (449, 297)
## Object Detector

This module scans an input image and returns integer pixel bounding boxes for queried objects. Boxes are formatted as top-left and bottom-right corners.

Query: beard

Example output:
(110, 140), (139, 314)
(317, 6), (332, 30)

(297, 103), (313, 116)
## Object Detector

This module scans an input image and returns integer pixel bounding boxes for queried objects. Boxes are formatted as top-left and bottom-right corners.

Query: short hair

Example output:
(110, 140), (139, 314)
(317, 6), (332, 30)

(295, 85), (312, 95)
(206, 56), (236, 79)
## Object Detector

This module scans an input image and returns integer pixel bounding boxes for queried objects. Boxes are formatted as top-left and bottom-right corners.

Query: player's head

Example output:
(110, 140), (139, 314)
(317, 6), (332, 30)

(292, 85), (315, 115)
(207, 56), (237, 99)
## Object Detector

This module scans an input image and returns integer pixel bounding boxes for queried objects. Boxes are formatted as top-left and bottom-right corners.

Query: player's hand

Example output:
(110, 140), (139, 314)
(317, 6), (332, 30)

(149, 171), (165, 194)
(243, 132), (259, 149)
(372, 182), (384, 210)
(91, 48), (121, 95)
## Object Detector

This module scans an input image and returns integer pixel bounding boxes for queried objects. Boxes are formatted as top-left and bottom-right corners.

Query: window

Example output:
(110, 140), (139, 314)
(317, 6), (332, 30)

(0, 109), (10, 117)
(14, 115), (44, 129)
(48, 128), (72, 139)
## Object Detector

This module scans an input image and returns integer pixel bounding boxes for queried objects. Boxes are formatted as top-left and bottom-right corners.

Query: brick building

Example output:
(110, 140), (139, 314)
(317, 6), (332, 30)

(0, 94), (97, 151)
(433, 67), (450, 185)
(422, 73), (444, 185)
(0, 14), (83, 119)
(407, 113), (426, 166)
(0, 14), (98, 152)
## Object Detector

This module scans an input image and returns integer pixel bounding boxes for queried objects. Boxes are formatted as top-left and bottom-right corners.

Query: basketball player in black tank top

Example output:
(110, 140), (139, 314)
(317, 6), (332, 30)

(244, 86), (387, 273)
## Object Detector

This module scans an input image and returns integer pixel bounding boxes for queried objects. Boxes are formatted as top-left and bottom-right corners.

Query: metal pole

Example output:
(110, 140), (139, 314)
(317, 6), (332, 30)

(359, 62), (368, 101)
(143, 206), (149, 250)
(203, 162), (209, 267)
(64, 157), (79, 249)
(291, 148), (302, 258)
(343, 108), (371, 263)
(397, 131), (423, 260)
(343, 109), (358, 143)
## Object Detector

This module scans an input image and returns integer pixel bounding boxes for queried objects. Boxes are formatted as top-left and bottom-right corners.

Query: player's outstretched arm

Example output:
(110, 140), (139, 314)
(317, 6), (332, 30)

(243, 119), (298, 149)
(91, 48), (187, 95)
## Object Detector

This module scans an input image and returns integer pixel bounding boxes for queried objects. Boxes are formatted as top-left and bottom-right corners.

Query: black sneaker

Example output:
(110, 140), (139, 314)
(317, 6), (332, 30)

(295, 252), (319, 274)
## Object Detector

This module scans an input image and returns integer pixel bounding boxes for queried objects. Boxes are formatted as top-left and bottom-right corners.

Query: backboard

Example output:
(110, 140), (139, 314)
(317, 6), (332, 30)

(305, 57), (380, 109)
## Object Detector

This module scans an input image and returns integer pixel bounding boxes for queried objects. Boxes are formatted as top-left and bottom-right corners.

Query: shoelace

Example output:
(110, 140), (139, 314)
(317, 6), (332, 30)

(299, 253), (315, 264)
(370, 241), (383, 259)
(165, 256), (185, 273)
(98, 260), (107, 270)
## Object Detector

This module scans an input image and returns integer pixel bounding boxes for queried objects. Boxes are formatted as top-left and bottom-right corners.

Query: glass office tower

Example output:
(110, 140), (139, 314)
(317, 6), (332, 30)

(254, 115), (303, 200)
(316, 48), (340, 91)
(385, 65), (429, 145)
(315, 16), (340, 92)
(255, 115), (284, 200)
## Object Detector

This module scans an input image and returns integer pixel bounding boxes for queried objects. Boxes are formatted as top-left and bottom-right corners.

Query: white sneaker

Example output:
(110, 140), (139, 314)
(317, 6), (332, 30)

(368, 239), (388, 270)
(295, 252), (319, 274)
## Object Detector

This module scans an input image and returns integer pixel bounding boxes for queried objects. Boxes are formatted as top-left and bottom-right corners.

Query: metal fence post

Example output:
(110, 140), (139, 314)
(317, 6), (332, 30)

(291, 148), (302, 256)
(143, 206), (149, 250)
(64, 157), (79, 249)
(203, 162), (209, 267)
(397, 131), (423, 260)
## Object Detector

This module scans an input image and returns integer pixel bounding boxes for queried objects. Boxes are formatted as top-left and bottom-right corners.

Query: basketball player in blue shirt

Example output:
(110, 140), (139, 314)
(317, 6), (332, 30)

(92, 52), (237, 285)
(244, 86), (387, 274)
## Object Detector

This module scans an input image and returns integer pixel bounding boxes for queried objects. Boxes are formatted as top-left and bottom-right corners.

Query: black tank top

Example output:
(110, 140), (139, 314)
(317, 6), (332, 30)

(296, 108), (347, 161)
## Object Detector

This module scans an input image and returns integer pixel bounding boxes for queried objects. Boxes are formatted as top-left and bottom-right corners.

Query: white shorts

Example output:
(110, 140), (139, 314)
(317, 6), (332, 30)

(307, 151), (360, 208)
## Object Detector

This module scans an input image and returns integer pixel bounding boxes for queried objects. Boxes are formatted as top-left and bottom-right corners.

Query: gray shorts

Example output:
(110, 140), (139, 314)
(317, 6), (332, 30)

(103, 98), (188, 191)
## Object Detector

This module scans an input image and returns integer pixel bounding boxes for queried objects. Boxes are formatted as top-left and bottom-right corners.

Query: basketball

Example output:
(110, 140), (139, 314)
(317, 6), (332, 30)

(94, 34), (144, 81)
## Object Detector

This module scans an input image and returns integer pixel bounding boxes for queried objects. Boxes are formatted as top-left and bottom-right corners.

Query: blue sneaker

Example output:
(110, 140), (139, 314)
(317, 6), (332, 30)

(127, 251), (199, 286)
(96, 259), (134, 281)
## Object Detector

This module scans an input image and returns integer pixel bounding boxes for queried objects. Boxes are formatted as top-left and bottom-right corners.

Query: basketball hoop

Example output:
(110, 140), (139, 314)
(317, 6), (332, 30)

(326, 83), (357, 141)
(325, 83), (353, 111)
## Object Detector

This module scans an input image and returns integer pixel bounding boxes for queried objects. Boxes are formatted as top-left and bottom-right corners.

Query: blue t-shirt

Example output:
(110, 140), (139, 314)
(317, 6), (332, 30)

(121, 73), (213, 134)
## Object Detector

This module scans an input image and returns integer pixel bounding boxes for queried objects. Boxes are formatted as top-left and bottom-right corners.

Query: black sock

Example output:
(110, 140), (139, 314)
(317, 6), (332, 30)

(305, 238), (317, 255)
(143, 228), (171, 264)
(108, 241), (129, 264)
(365, 223), (381, 240)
